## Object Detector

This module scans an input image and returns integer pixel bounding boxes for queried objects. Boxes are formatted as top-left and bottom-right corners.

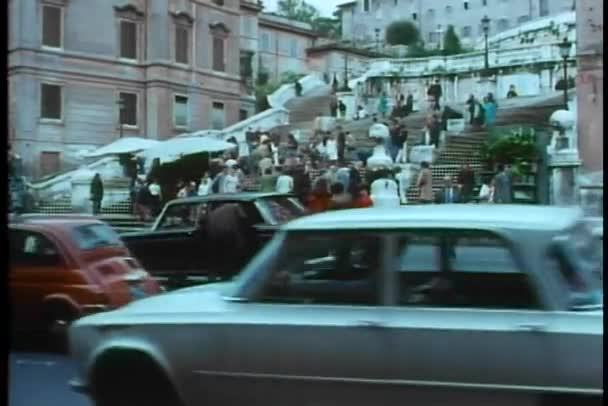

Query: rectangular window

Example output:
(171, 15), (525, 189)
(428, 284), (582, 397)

(539, 0), (549, 16)
(482, 0), (487, 6)
(412, 12), (417, 20)
(261, 33), (270, 51)
(174, 95), (189, 128)
(211, 102), (225, 130)
(464, 1), (469, 10)
(363, 0), (370, 12)
(462, 26), (472, 38)
(212, 37), (225, 72)
(120, 20), (137, 60)
(40, 83), (62, 120)
(42, 5), (62, 48)
(175, 25), (189, 64)
(239, 109), (248, 121)
(40, 151), (61, 176)
(119, 92), (137, 126)
(394, 230), (540, 309)
(289, 39), (298, 58)
(394, 0), (398, 5)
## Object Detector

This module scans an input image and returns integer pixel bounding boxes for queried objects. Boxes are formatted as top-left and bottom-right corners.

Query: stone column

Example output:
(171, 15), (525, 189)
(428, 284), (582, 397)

(547, 110), (582, 206)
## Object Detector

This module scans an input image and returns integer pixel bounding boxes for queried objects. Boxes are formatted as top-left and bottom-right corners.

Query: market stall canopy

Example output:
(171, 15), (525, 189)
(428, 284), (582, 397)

(84, 137), (161, 158)
(139, 136), (237, 164)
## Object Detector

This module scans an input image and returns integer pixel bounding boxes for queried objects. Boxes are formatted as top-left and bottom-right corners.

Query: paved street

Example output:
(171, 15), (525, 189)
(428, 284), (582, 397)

(9, 350), (90, 406)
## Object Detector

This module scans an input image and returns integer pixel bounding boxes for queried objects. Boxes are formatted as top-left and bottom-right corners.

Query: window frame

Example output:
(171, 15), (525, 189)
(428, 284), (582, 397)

(118, 18), (140, 61)
(173, 94), (190, 129)
(212, 36), (226, 72)
(363, 0), (370, 13)
(289, 38), (298, 58)
(117, 91), (139, 129)
(386, 228), (549, 311)
(41, 3), (64, 50)
(210, 101), (225, 130)
(174, 23), (191, 65)
(40, 82), (64, 122)
(10, 228), (65, 268)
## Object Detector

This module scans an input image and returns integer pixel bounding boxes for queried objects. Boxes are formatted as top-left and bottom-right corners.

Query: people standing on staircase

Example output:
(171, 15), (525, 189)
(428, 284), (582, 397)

(259, 168), (277, 192)
(483, 93), (497, 128)
(435, 176), (461, 204)
(427, 112), (442, 148)
(325, 133), (338, 163)
(134, 177), (151, 221)
(466, 95), (485, 129)
(493, 164), (512, 204)
(306, 177), (332, 213)
(328, 182), (353, 210)
(395, 166), (411, 205)
(275, 166), (294, 194)
(406, 93), (414, 115)
(337, 129), (346, 165)
(427, 79), (443, 111)
(329, 94), (338, 117)
(416, 161), (433, 204)
(338, 100), (347, 119)
(506, 84), (518, 99)
(457, 163), (476, 203)
(377, 92), (388, 118)
(395, 126), (409, 164)
(198, 173), (212, 196)
(90, 173), (104, 215)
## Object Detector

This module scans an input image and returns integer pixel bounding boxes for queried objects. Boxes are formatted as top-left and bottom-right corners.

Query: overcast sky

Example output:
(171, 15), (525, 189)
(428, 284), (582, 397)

(263, 0), (340, 18)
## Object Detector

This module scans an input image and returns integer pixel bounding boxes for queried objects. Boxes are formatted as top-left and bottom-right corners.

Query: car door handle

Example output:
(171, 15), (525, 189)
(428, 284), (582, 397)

(357, 320), (386, 329)
(516, 323), (546, 333)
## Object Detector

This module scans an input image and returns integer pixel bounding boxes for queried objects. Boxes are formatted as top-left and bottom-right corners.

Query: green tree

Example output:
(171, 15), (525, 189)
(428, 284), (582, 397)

(385, 20), (420, 46)
(311, 17), (340, 38)
(443, 25), (463, 55)
(277, 0), (319, 23)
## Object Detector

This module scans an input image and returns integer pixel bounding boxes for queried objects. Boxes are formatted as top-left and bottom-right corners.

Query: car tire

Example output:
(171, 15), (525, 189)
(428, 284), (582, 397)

(91, 352), (183, 406)
(42, 302), (78, 352)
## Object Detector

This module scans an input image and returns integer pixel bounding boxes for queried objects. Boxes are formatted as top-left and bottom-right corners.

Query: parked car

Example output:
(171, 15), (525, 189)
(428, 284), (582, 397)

(9, 215), (160, 340)
(68, 205), (602, 406)
(121, 192), (306, 287)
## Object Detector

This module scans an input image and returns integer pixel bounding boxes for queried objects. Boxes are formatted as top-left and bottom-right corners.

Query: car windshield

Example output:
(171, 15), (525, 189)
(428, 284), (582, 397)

(257, 197), (305, 225)
(73, 224), (123, 250)
(157, 202), (208, 230)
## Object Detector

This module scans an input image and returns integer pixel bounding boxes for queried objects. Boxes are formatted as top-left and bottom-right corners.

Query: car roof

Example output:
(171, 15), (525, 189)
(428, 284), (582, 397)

(10, 214), (106, 228)
(167, 192), (294, 205)
(283, 205), (584, 232)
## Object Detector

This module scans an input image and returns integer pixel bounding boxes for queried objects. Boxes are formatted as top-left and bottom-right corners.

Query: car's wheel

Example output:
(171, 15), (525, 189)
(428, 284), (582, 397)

(42, 301), (78, 352)
(91, 351), (183, 406)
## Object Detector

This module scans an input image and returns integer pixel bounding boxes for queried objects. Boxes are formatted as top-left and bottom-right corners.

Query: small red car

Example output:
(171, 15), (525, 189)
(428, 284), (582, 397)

(9, 215), (161, 337)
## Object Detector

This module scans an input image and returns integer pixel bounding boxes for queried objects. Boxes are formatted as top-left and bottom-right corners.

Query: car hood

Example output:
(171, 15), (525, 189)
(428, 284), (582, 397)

(76, 282), (236, 325)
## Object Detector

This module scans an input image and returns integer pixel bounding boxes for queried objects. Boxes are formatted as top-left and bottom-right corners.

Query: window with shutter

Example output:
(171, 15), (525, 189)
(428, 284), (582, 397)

(119, 92), (138, 126)
(42, 5), (62, 48)
(40, 84), (62, 120)
(211, 102), (225, 130)
(175, 25), (189, 64)
(120, 20), (137, 59)
(174, 95), (189, 128)
(213, 37), (225, 72)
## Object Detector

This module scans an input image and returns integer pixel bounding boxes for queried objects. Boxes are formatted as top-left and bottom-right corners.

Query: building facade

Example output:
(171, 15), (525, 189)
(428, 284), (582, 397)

(338, 0), (574, 48)
(9, 0), (245, 179)
(258, 13), (318, 82)
(306, 44), (374, 85)
(576, 0), (603, 173)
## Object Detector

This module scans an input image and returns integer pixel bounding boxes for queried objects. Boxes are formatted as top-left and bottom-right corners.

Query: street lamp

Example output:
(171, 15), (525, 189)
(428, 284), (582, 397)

(342, 53), (351, 91)
(374, 28), (380, 53)
(481, 15), (491, 74)
(557, 37), (572, 110)
(117, 97), (125, 138)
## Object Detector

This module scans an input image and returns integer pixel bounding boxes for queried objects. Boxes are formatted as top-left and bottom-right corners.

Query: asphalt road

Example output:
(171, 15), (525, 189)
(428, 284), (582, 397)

(9, 350), (91, 406)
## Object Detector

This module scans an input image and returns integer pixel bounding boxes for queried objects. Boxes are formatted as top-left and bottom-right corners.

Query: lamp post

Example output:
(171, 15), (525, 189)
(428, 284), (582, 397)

(342, 53), (350, 91)
(436, 24), (444, 51)
(374, 28), (380, 53)
(117, 97), (125, 138)
(481, 15), (491, 75)
(557, 37), (572, 110)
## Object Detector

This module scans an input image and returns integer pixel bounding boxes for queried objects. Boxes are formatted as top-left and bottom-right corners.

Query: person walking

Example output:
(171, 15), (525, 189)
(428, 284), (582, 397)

(198, 173), (212, 196)
(148, 179), (162, 217)
(457, 163), (475, 203)
(259, 168), (277, 192)
(90, 173), (104, 215)
(416, 161), (433, 204)
(435, 176), (461, 204)
(493, 164), (512, 204)
(405, 93), (414, 115)
(275, 167), (294, 194)
(506, 84), (518, 99)
(478, 177), (494, 203)
(337, 130), (346, 165)
(377, 92), (388, 118)
(222, 166), (240, 194)
(483, 93), (497, 128)
(134, 177), (151, 221)
(329, 94), (338, 117)
(427, 78), (443, 110)
(338, 100), (347, 119)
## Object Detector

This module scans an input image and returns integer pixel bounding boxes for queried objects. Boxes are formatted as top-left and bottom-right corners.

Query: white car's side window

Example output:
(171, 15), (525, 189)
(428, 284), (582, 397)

(258, 233), (382, 306)
(396, 230), (541, 310)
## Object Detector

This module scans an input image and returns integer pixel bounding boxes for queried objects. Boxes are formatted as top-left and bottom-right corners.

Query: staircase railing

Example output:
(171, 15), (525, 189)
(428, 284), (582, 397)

(267, 72), (325, 109)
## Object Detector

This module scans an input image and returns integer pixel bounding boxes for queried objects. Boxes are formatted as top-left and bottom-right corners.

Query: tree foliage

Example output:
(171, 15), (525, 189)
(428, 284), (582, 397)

(385, 20), (420, 46)
(311, 17), (340, 39)
(443, 25), (463, 55)
(277, 0), (319, 23)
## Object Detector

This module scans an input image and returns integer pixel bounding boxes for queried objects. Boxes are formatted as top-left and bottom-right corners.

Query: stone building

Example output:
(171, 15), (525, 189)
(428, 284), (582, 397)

(258, 13), (318, 82)
(306, 43), (375, 86)
(338, 0), (574, 48)
(576, 0), (603, 173)
(9, 0), (246, 179)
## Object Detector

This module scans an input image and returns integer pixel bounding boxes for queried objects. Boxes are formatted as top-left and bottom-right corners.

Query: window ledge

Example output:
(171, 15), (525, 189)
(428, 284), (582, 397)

(41, 45), (64, 52)
(119, 125), (140, 131)
(174, 125), (189, 131)
(118, 57), (140, 64)
(39, 118), (64, 126)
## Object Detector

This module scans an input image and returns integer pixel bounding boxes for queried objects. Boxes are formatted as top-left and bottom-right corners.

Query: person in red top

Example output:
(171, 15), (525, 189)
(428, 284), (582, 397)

(306, 177), (332, 214)
(351, 183), (373, 208)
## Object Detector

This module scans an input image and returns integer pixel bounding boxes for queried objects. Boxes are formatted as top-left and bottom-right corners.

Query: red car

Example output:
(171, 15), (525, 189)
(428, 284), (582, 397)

(9, 215), (161, 338)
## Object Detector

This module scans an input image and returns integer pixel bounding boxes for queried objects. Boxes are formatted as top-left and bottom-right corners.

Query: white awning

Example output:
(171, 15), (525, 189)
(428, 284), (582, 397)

(139, 136), (237, 164)
(84, 137), (161, 158)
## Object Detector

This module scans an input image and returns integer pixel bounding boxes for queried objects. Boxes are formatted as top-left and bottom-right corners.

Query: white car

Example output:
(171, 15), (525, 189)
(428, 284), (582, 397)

(68, 205), (603, 406)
